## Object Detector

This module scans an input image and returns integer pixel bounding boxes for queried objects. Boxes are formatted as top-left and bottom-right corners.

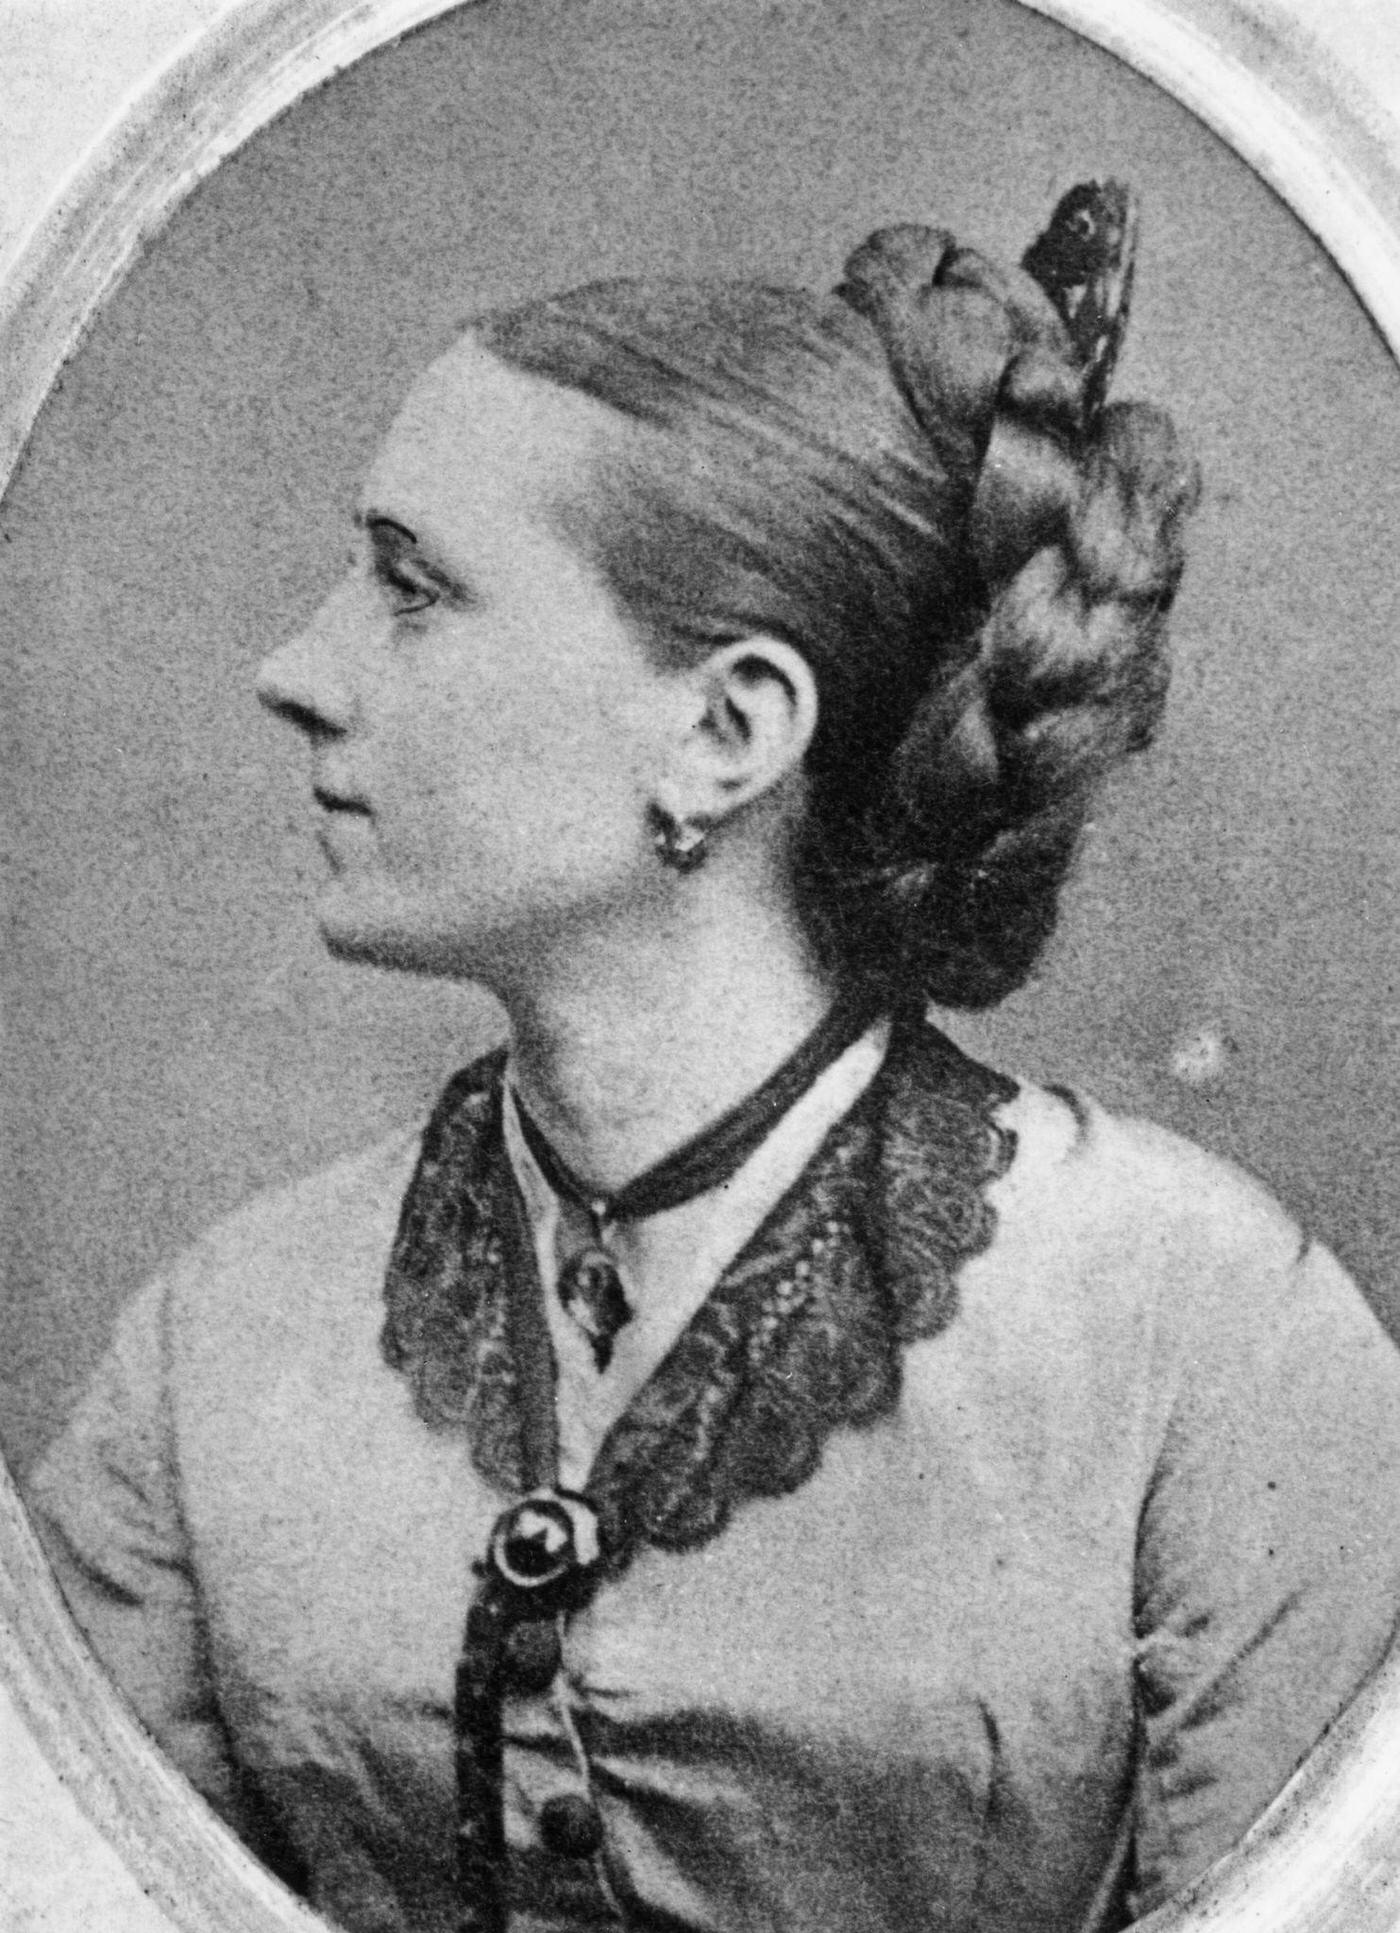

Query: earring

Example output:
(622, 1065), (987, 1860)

(649, 805), (710, 873)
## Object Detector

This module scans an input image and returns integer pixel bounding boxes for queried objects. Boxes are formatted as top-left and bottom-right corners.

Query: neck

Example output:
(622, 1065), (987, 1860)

(501, 896), (839, 1196)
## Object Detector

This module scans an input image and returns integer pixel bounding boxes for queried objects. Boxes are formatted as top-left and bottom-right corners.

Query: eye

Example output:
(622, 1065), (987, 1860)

(374, 556), (438, 617)
(355, 514), (466, 617)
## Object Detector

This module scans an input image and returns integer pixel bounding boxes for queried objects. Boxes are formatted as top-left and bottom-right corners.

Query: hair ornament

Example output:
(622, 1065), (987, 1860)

(1020, 180), (1139, 423)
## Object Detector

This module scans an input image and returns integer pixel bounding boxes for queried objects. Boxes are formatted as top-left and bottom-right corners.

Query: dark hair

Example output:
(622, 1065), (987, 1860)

(476, 217), (1199, 1009)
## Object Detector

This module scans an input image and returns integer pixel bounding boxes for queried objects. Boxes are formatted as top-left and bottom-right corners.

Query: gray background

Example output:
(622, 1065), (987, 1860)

(3, 0), (1399, 1476)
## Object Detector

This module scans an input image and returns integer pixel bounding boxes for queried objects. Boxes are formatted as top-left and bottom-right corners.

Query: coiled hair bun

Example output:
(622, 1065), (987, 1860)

(477, 184), (1200, 1009)
(825, 191), (1201, 1007)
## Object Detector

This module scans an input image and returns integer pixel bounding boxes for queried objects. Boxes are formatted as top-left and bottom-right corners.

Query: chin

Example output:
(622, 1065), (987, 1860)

(314, 890), (481, 982)
(316, 925), (470, 982)
(311, 878), (608, 997)
(315, 885), (518, 989)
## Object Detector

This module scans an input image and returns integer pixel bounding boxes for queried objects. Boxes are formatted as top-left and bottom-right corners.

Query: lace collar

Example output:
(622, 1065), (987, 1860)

(381, 1015), (1017, 1572)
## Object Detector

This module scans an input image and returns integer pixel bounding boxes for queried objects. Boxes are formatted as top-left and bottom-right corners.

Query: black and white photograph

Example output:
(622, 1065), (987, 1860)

(3, 3), (1400, 1929)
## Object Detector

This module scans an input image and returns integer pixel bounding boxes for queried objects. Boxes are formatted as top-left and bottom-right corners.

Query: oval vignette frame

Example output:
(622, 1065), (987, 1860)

(2, 1), (1400, 1929)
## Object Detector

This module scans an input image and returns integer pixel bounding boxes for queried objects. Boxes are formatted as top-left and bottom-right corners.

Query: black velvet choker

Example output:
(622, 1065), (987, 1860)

(511, 988), (881, 1223)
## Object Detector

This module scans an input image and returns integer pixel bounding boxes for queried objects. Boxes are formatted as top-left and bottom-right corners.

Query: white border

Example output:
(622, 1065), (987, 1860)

(3, 3), (1400, 1928)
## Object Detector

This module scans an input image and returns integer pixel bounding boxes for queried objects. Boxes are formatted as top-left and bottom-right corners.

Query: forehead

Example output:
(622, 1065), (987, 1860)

(363, 336), (620, 540)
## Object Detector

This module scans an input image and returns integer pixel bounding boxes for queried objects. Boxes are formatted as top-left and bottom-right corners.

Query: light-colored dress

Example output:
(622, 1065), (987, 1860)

(27, 1016), (1400, 1933)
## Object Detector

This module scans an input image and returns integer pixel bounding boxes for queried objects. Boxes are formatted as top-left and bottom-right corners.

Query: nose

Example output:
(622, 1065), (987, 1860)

(256, 577), (359, 737)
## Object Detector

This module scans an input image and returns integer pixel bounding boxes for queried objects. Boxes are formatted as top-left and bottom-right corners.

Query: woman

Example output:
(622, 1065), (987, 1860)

(28, 189), (1400, 1933)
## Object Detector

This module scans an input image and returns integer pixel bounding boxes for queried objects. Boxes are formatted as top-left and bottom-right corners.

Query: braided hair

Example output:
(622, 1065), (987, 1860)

(477, 193), (1200, 1009)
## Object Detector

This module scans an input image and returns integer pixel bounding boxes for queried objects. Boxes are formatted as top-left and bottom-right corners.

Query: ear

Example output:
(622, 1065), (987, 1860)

(663, 635), (820, 824)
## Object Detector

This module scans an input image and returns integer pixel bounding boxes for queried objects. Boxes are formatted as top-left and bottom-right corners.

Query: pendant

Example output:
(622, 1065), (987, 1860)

(557, 1245), (633, 1371)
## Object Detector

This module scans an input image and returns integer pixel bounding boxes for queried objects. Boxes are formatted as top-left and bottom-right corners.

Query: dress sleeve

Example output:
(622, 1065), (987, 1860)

(24, 1274), (254, 1833)
(1130, 1229), (1400, 1915)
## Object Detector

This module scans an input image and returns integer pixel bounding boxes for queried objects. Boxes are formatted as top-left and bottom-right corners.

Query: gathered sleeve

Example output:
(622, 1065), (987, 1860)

(24, 1272), (257, 1837)
(1130, 1221), (1400, 1914)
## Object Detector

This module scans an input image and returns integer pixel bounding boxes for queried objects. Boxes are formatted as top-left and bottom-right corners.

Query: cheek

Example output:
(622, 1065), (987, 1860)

(384, 678), (645, 876)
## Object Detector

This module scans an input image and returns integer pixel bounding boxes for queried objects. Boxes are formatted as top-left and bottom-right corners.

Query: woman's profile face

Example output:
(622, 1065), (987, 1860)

(256, 338), (686, 988)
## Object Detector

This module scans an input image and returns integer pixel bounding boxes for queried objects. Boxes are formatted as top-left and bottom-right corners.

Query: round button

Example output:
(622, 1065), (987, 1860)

(539, 1793), (604, 1860)
(501, 1617), (561, 1693)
